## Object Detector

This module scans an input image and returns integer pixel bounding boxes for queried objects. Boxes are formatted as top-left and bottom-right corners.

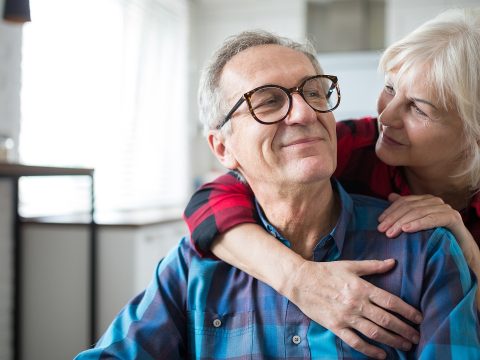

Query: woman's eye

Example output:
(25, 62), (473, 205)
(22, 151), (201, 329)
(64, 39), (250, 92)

(412, 103), (428, 117)
(384, 85), (395, 95)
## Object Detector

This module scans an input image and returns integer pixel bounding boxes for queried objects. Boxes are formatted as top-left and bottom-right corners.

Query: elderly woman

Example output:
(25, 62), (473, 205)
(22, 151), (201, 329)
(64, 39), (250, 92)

(183, 7), (480, 359)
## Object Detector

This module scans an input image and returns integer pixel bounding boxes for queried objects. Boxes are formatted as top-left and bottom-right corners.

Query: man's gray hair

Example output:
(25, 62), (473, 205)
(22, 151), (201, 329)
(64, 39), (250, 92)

(198, 30), (323, 136)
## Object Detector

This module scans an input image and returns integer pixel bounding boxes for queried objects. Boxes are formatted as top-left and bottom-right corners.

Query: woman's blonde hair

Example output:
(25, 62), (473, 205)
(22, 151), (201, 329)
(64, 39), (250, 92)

(379, 8), (480, 190)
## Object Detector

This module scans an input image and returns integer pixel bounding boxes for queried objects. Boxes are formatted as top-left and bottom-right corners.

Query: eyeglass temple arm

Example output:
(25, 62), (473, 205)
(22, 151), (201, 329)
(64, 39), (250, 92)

(218, 97), (247, 129)
(326, 82), (337, 99)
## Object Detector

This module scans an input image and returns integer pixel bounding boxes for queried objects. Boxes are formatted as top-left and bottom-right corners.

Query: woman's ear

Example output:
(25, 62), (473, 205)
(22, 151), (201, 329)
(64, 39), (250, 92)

(207, 131), (238, 169)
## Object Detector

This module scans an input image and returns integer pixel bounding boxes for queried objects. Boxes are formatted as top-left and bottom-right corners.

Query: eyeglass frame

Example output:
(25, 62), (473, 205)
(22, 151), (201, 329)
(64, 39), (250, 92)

(217, 74), (340, 129)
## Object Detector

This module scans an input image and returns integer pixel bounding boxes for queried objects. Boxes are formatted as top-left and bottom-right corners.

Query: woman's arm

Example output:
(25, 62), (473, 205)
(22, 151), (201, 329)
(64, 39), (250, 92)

(377, 193), (480, 309)
(183, 172), (256, 256)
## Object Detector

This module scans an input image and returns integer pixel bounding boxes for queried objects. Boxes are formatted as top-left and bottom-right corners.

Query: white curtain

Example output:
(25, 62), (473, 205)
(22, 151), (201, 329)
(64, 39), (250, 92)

(20, 0), (189, 216)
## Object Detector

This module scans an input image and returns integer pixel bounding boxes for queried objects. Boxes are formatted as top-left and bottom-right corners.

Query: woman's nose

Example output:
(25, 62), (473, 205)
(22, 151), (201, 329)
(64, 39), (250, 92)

(378, 96), (404, 128)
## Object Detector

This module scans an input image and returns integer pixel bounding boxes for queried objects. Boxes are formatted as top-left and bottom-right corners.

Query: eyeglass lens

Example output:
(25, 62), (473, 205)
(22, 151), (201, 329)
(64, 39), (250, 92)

(249, 77), (338, 123)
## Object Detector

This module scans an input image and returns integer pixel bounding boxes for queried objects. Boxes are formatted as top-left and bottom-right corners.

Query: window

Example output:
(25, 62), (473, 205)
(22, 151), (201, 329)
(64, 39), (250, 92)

(20, 0), (189, 216)
(307, 0), (385, 53)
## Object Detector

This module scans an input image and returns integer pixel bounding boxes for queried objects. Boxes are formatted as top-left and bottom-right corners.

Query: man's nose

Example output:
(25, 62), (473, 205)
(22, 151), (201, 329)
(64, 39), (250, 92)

(283, 92), (317, 125)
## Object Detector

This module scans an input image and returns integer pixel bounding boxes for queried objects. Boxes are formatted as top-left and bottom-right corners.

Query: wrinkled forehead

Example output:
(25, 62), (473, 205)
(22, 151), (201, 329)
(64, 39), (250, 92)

(387, 61), (452, 109)
(219, 44), (318, 101)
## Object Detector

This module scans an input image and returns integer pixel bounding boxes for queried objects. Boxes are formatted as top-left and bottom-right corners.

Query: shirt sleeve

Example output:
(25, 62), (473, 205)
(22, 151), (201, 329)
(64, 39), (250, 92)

(334, 116), (378, 178)
(74, 241), (190, 360)
(416, 228), (480, 359)
(183, 171), (257, 257)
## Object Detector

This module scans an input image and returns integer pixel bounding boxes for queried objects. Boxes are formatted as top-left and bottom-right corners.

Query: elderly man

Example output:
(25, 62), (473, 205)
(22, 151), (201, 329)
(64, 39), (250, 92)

(76, 31), (480, 359)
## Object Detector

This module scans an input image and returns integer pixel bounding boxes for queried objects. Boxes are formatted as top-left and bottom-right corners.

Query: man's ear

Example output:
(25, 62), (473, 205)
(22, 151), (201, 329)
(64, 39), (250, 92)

(207, 130), (238, 169)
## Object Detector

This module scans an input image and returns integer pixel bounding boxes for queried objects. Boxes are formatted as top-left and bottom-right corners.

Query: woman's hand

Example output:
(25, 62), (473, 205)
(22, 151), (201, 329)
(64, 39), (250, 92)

(377, 193), (480, 309)
(286, 259), (422, 360)
(377, 193), (464, 237)
(212, 224), (423, 359)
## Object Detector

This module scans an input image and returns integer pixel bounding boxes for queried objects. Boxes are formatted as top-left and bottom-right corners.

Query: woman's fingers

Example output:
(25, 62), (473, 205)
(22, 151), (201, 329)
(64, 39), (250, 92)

(349, 315), (412, 351)
(377, 194), (458, 237)
(367, 288), (421, 341)
(335, 328), (387, 359)
(400, 210), (457, 232)
(378, 194), (441, 223)
(346, 260), (423, 327)
(290, 260), (423, 358)
(379, 205), (450, 237)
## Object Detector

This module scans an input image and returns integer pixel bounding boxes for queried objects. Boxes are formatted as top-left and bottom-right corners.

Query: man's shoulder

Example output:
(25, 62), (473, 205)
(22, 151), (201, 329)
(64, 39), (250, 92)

(163, 236), (229, 273)
(159, 236), (202, 270)
(347, 193), (443, 242)
(349, 193), (390, 215)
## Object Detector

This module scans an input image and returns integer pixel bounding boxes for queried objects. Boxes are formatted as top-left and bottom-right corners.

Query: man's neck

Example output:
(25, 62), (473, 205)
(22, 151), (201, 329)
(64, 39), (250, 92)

(253, 180), (340, 260)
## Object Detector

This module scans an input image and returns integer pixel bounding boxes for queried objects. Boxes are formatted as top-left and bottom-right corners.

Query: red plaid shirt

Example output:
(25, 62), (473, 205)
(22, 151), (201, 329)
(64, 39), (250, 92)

(184, 116), (480, 255)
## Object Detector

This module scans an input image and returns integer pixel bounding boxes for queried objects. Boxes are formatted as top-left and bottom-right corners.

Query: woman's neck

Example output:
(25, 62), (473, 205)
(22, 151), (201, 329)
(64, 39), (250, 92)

(403, 167), (472, 211)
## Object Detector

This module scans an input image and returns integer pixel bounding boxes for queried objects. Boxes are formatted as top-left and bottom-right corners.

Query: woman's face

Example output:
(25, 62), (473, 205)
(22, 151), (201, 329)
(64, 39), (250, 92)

(375, 69), (467, 175)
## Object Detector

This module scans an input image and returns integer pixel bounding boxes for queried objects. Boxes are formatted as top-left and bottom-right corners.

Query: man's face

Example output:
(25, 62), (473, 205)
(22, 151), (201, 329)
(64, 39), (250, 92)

(210, 44), (337, 190)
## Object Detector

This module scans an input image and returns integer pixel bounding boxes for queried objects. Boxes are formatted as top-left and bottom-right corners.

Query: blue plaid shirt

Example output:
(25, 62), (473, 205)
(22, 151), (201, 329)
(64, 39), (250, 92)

(76, 182), (480, 359)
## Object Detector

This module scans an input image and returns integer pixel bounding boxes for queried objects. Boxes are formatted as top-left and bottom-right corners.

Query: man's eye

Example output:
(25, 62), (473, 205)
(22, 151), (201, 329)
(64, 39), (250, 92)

(253, 96), (281, 110)
(305, 90), (323, 98)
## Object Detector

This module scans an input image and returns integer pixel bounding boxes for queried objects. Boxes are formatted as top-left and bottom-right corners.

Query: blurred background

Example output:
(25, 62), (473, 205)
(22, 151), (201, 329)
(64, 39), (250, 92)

(0, 0), (478, 359)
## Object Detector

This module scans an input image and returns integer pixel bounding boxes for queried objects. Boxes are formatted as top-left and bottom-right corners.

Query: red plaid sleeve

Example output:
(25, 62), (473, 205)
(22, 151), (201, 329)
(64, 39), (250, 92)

(183, 172), (256, 257)
(335, 117), (378, 176)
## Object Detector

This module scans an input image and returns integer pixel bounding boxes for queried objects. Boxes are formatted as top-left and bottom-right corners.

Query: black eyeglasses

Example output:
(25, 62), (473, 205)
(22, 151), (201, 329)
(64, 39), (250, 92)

(218, 75), (340, 129)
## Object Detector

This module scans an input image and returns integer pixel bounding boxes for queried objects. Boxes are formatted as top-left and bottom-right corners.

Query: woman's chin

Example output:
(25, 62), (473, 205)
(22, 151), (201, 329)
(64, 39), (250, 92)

(375, 143), (406, 167)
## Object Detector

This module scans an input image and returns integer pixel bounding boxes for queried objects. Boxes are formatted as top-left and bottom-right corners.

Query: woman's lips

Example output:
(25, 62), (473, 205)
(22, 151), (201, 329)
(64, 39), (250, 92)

(380, 132), (406, 146)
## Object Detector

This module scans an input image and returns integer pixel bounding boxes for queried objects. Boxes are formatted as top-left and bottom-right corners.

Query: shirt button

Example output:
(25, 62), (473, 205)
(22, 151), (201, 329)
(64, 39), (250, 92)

(292, 335), (301, 345)
(213, 319), (222, 328)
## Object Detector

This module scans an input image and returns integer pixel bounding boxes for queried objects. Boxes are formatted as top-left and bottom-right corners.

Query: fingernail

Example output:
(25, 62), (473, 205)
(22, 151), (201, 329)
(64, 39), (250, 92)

(377, 352), (387, 360)
(415, 315), (423, 323)
(412, 335), (420, 344)
(386, 228), (394, 237)
(402, 342), (411, 351)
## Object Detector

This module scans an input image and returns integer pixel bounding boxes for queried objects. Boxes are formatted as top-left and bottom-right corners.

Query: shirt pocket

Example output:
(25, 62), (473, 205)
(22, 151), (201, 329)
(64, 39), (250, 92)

(187, 310), (254, 359)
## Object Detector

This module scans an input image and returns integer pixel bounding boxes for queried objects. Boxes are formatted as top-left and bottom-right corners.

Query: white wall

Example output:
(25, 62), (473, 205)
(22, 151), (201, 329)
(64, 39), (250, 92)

(386, 0), (480, 42)
(318, 51), (384, 121)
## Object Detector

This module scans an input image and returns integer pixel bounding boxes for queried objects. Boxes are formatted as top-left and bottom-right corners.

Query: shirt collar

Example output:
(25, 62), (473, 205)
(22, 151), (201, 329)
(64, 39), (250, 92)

(254, 179), (353, 256)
